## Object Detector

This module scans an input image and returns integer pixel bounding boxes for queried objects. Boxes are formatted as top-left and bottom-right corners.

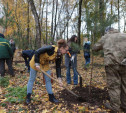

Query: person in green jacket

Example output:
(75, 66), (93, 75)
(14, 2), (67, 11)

(0, 33), (14, 77)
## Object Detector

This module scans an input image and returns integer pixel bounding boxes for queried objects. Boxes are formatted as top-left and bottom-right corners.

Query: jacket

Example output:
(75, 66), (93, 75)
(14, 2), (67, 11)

(30, 45), (62, 78)
(65, 41), (77, 68)
(93, 30), (126, 66)
(0, 36), (13, 59)
(22, 50), (35, 60)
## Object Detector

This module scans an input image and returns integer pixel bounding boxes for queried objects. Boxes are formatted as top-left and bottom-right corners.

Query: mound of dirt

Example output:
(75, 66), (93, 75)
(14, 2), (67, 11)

(58, 86), (109, 107)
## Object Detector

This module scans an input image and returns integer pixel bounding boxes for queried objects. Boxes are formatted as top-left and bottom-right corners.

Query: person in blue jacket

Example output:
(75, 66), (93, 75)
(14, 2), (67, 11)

(83, 38), (91, 67)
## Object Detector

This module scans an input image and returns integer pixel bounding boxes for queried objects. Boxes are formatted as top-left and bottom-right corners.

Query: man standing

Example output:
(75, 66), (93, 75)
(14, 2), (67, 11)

(93, 27), (126, 112)
(0, 33), (14, 77)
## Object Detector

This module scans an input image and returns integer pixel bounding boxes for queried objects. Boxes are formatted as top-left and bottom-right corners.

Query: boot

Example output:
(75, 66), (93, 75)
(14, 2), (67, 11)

(26, 93), (31, 104)
(49, 94), (59, 103)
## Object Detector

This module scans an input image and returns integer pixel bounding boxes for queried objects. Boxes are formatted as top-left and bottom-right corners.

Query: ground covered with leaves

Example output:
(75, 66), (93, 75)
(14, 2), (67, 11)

(0, 50), (112, 112)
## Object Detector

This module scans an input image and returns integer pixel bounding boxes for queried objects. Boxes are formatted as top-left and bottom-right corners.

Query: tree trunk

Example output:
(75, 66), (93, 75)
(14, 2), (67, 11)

(26, 0), (30, 49)
(28, 0), (42, 49)
(51, 0), (55, 40)
(118, 0), (120, 32)
(99, 0), (105, 36)
(40, 0), (45, 44)
(53, 0), (58, 40)
(78, 0), (82, 46)
(46, 0), (48, 45)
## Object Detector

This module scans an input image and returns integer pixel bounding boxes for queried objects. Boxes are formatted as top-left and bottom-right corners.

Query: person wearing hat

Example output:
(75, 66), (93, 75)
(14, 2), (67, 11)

(0, 33), (14, 77)
(93, 27), (126, 112)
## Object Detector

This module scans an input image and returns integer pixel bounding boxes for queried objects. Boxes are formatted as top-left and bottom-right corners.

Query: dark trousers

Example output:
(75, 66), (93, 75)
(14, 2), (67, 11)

(22, 56), (30, 71)
(0, 58), (14, 77)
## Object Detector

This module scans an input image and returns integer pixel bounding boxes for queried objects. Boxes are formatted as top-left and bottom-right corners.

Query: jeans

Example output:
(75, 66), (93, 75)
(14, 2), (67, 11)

(27, 68), (53, 94)
(66, 65), (78, 85)
(0, 58), (14, 76)
(84, 52), (90, 65)
(85, 57), (90, 65)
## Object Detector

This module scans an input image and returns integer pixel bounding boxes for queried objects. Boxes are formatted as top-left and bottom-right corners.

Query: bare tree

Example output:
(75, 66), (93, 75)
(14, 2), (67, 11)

(78, 0), (82, 46)
(45, 0), (48, 44)
(27, 0), (42, 49)
(26, 0), (30, 49)
(51, 0), (55, 39)
(118, 0), (120, 31)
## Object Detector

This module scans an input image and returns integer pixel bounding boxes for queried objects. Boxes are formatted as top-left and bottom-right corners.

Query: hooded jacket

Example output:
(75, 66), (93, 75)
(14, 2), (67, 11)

(0, 35), (13, 59)
(93, 30), (126, 66)
(30, 45), (62, 78)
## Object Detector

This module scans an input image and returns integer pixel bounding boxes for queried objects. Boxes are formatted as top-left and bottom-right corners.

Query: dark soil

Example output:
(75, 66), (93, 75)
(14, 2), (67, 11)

(58, 86), (109, 108)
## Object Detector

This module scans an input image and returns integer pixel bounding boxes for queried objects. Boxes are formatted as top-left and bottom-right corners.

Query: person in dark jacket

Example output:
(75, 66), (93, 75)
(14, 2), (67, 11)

(0, 33), (14, 77)
(83, 38), (91, 67)
(65, 35), (79, 85)
(26, 39), (69, 104)
(18, 50), (35, 72)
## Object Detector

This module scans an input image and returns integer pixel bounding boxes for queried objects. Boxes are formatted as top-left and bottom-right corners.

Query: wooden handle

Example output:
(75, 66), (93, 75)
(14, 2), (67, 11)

(41, 69), (79, 97)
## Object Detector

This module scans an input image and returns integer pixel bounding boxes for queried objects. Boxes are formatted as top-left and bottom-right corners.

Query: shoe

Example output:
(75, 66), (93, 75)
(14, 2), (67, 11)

(49, 94), (59, 103)
(11, 74), (15, 77)
(26, 93), (31, 104)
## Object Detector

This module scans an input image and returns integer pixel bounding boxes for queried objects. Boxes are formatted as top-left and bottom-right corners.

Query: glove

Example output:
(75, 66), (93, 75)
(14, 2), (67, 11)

(70, 55), (75, 62)
(35, 65), (40, 71)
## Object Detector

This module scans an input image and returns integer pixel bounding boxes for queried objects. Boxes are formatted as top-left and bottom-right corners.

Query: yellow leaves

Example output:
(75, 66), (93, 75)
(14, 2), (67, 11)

(0, 107), (6, 113)
(9, 80), (15, 86)
(78, 106), (84, 110)
(57, 103), (62, 110)
(0, 98), (6, 103)
(42, 109), (49, 113)
(35, 94), (39, 98)
(96, 108), (102, 111)
(43, 97), (48, 101)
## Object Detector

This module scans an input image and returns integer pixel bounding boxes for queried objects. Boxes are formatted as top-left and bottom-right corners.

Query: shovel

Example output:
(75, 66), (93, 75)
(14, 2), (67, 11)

(41, 69), (85, 102)
(77, 71), (83, 88)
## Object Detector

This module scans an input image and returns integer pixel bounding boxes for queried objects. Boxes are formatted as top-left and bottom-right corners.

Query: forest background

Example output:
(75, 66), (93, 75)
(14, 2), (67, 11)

(0, 0), (126, 49)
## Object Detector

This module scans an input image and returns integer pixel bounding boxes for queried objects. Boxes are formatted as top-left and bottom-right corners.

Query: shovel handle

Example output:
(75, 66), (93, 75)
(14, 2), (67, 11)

(41, 69), (79, 98)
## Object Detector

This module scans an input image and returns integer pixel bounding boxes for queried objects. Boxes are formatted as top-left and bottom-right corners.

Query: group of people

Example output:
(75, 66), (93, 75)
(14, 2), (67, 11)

(0, 26), (126, 112)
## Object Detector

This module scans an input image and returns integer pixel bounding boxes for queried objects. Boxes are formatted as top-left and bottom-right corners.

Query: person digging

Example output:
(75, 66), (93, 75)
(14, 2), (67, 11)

(26, 39), (69, 104)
